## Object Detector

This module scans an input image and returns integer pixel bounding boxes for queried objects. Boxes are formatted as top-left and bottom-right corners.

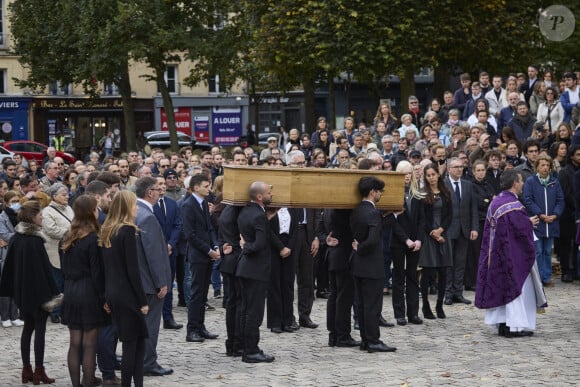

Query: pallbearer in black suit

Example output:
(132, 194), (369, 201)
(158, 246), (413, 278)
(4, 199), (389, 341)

(390, 161), (425, 326)
(350, 177), (397, 353)
(182, 174), (220, 343)
(324, 208), (360, 348)
(236, 182), (275, 363)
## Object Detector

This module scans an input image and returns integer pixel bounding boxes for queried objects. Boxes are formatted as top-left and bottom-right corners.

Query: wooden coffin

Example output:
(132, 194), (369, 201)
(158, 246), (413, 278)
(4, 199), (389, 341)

(221, 166), (405, 210)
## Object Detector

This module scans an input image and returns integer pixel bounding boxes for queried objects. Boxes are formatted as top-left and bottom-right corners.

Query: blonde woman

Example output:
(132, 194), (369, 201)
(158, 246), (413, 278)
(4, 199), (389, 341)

(100, 191), (148, 387)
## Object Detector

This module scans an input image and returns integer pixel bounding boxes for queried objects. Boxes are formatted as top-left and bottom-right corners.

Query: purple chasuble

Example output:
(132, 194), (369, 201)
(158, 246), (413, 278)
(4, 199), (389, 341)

(474, 191), (536, 309)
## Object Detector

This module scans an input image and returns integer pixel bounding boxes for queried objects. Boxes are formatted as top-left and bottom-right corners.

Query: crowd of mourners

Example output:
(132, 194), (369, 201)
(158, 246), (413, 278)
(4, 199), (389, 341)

(0, 65), (578, 384)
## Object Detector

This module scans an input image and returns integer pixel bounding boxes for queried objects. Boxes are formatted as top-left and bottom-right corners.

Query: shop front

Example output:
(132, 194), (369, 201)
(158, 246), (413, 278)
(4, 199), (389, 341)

(0, 97), (32, 142)
(32, 97), (153, 160)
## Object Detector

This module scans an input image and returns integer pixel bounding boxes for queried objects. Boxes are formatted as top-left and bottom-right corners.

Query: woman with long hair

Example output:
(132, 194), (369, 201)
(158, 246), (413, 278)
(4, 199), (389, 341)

(61, 195), (108, 387)
(0, 200), (59, 384)
(418, 163), (453, 320)
(390, 161), (425, 325)
(536, 86), (564, 133)
(99, 191), (148, 387)
(373, 102), (398, 133)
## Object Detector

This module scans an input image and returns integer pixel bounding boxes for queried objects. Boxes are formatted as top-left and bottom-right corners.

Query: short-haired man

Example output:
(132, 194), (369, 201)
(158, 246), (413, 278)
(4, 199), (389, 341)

(163, 169), (185, 201)
(485, 75), (506, 118)
(40, 161), (60, 191)
(236, 181), (276, 363)
(453, 73), (472, 116)
(134, 176), (173, 376)
(519, 65), (539, 105)
(463, 82), (483, 121)
(508, 102), (536, 143)
(117, 159), (136, 190)
(350, 177), (396, 353)
(560, 72), (579, 124)
(406, 96), (423, 128)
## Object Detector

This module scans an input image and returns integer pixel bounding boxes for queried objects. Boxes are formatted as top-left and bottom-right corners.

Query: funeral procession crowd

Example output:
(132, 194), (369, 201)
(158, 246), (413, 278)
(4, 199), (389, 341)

(0, 67), (579, 386)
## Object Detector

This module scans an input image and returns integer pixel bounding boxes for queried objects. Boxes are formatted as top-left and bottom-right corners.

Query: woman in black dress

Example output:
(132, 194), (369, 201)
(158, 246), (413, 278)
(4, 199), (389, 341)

(0, 200), (59, 384)
(418, 163), (453, 319)
(61, 195), (108, 387)
(99, 191), (148, 387)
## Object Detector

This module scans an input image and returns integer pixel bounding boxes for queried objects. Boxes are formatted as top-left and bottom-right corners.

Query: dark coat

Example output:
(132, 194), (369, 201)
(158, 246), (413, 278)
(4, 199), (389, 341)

(101, 225), (148, 341)
(445, 178), (479, 239)
(391, 197), (425, 248)
(472, 179), (495, 224)
(523, 174), (565, 238)
(218, 204), (242, 275)
(325, 209), (353, 272)
(0, 222), (59, 314)
(350, 201), (384, 279)
(423, 194), (453, 236)
(236, 202), (271, 282)
(181, 194), (217, 265)
(153, 196), (181, 257)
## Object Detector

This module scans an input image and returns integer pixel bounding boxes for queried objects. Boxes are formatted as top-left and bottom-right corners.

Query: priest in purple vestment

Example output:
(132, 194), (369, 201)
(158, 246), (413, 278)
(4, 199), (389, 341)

(475, 169), (545, 338)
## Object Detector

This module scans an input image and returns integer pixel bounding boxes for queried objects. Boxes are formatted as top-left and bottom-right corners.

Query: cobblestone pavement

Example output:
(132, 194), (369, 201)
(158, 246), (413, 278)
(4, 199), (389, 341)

(1, 279), (580, 386)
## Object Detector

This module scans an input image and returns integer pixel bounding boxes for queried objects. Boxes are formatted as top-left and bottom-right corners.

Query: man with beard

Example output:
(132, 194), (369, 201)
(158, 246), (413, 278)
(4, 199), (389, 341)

(508, 102), (536, 143)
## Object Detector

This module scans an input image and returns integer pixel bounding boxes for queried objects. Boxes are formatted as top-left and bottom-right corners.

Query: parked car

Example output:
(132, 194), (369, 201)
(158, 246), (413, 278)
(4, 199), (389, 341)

(0, 145), (17, 164)
(1, 140), (76, 165)
(236, 132), (281, 148)
(144, 131), (211, 151)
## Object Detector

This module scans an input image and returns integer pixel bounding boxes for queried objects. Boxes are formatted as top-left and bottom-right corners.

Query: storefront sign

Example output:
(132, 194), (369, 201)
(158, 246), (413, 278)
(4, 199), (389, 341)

(161, 107), (191, 135)
(33, 98), (124, 109)
(193, 115), (210, 142)
(212, 107), (242, 145)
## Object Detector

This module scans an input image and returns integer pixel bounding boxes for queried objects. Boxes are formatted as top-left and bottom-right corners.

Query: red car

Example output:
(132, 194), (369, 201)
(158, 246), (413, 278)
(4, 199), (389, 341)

(1, 140), (76, 165)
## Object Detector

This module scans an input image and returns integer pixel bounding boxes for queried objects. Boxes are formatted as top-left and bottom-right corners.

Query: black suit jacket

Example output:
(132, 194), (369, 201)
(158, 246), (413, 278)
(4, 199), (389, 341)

(391, 197), (425, 248)
(288, 208), (323, 243)
(217, 204), (242, 275)
(153, 196), (181, 257)
(349, 201), (384, 279)
(181, 194), (217, 265)
(519, 78), (537, 105)
(236, 202), (271, 282)
(324, 209), (352, 272)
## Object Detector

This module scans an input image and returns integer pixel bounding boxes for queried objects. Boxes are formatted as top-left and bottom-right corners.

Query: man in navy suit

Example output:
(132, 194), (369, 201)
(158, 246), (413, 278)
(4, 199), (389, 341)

(154, 174), (183, 330)
(134, 177), (173, 377)
(182, 174), (220, 343)
(444, 158), (479, 306)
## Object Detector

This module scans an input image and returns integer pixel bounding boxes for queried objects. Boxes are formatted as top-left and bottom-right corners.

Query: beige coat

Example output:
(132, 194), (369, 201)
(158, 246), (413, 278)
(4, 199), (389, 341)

(42, 201), (74, 269)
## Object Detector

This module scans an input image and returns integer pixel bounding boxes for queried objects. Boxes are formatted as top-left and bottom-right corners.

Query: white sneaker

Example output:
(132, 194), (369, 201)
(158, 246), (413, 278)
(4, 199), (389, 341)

(1, 320), (12, 328)
(11, 319), (24, 327)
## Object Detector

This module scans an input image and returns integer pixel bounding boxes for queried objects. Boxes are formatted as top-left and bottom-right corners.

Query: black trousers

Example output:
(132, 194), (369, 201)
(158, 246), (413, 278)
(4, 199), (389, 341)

(391, 245), (419, 319)
(267, 244), (295, 328)
(21, 308), (49, 366)
(327, 269), (354, 340)
(239, 277), (268, 355)
(294, 227), (314, 320)
(464, 221), (484, 289)
(353, 276), (383, 345)
(314, 246), (329, 292)
(175, 254), (186, 304)
(223, 273), (241, 350)
(558, 218), (577, 276)
(446, 235), (469, 299)
(186, 261), (211, 334)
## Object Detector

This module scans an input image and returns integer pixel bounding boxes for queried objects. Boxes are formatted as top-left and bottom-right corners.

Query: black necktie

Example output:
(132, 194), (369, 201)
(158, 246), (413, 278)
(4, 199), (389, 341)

(454, 181), (461, 202)
(159, 198), (166, 216)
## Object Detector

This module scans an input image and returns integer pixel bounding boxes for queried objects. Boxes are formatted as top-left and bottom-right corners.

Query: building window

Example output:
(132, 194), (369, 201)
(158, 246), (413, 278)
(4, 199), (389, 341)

(49, 81), (71, 95)
(209, 74), (226, 94)
(162, 65), (178, 94)
(104, 82), (119, 95)
(0, 69), (5, 94)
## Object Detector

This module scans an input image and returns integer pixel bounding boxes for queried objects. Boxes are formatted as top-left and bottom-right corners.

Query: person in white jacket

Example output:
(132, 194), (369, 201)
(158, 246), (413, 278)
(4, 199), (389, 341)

(536, 86), (565, 133)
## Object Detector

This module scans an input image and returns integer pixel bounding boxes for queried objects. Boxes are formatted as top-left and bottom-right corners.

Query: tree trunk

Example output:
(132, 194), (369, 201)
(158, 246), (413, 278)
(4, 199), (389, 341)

(328, 73), (336, 130)
(399, 67), (416, 115)
(303, 77), (316, 133)
(118, 60), (136, 152)
(432, 62), (450, 102)
(156, 65), (178, 152)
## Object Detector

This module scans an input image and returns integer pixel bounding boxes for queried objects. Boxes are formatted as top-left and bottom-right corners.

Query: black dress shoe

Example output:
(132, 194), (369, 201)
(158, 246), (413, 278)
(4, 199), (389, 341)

(144, 366), (173, 376)
(453, 295), (472, 305)
(562, 273), (573, 283)
(505, 329), (534, 338)
(200, 329), (219, 339)
(328, 333), (337, 347)
(396, 318), (407, 326)
(498, 323), (507, 337)
(282, 325), (298, 333)
(359, 341), (368, 351)
(408, 316), (423, 325)
(242, 351), (275, 363)
(379, 316), (395, 327)
(299, 317), (318, 329)
(336, 337), (361, 347)
(289, 321), (300, 331)
(443, 298), (453, 305)
(205, 303), (216, 311)
(163, 319), (183, 330)
(270, 327), (282, 334)
(367, 342), (397, 353)
(186, 332), (205, 342)
(316, 291), (329, 299)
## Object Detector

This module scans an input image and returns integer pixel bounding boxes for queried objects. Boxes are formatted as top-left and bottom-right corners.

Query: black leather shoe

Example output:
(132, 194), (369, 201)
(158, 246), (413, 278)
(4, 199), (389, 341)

(144, 366), (173, 376)
(316, 291), (330, 299)
(367, 342), (397, 353)
(336, 337), (361, 347)
(359, 341), (368, 351)
(505, 329), (534, 338)
(299, 317), (318, 329)
(396, 318), (407, 326)
(453, 295), (472, 305)
(163, 319), (183, 330)
(270, 327), (282, 334)
(185, 332), (205, 342)
(379, 315), (395, 327)
(200, 329), (219, 339)
(562, 273), (573, 283)
(328, 333), (337, 347)
(289, 321), (300, 331)
(205, 303), (216, 311)
(242, 351), (275, 363)
(498, 323), (507, 337)
(282, 325), (298, 333)
(443, 298), (453, 305)
(408, 316), (423, 325)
